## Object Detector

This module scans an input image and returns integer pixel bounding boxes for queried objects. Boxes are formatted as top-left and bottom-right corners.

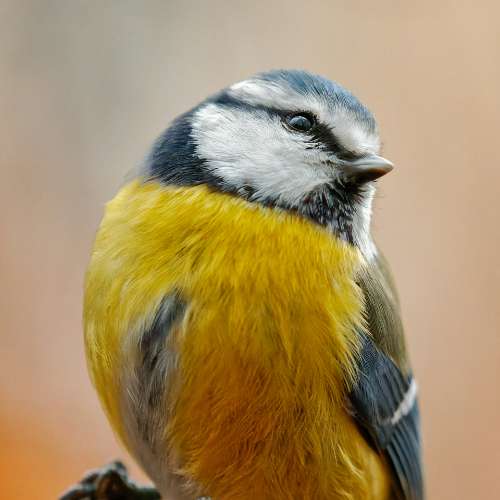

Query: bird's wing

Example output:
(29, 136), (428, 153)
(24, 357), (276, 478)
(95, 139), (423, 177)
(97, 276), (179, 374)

(350, 253), (424, 500)
(349, 334), (423, 500)
(131, 293), (187, 449)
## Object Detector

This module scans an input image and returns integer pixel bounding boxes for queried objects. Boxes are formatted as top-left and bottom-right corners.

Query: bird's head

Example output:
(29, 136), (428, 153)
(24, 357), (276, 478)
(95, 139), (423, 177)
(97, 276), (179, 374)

(145, 70), (392, 257)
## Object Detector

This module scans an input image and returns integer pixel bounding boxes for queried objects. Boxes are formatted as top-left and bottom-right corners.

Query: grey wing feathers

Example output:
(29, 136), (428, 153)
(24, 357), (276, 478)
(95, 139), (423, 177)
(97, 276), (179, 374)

(354, 249), (424, 500)
(349, 334), (424, 500)
(129, 293), (187, 452)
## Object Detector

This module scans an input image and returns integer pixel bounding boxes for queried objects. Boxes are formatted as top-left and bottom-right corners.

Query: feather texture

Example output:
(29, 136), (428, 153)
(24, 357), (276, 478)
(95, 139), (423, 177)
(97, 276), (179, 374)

(349, 335), (423, 500)
(354, 253), (424, 499)
(84, 179), (391, 499)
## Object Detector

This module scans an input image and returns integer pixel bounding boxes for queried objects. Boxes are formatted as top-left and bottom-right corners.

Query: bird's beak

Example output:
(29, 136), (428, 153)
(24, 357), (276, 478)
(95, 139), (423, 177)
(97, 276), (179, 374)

(341, 154), (394, 184)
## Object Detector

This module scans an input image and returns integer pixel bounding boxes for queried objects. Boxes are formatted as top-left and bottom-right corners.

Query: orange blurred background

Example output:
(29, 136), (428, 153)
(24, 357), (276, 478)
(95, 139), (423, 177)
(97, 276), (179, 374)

(1, 2), (499, 499)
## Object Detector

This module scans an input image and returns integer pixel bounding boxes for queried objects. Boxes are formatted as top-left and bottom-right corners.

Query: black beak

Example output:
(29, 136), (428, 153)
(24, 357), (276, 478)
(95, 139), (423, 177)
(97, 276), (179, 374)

(341, 154), (394, 184)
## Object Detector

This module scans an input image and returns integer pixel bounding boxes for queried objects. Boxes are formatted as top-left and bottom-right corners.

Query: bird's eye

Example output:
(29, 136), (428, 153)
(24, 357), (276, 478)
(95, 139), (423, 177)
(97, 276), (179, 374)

(285, 113), (315, 132)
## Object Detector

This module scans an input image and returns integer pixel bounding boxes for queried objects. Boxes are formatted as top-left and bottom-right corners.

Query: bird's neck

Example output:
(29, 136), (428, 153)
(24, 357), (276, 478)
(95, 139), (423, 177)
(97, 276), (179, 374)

(321, 183), (377, 262)
(345, 192), (377, 262)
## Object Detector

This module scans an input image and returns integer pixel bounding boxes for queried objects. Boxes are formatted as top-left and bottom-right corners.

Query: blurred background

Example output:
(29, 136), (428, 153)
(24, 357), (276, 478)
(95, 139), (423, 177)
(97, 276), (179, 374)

(1, 1), (499, 498)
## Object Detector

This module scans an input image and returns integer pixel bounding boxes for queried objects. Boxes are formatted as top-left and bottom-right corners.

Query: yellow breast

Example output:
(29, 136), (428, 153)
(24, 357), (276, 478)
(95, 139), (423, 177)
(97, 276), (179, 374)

(84, 179), (390, 499)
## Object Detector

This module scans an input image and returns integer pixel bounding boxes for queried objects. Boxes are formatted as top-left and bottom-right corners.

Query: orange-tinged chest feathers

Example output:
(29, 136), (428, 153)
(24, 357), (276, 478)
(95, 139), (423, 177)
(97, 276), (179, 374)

(84, 179), (389, 499)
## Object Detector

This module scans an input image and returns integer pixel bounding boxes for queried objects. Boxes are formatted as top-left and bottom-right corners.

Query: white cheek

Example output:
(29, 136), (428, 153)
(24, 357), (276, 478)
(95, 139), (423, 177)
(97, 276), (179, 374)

(191, 104), (331, 206)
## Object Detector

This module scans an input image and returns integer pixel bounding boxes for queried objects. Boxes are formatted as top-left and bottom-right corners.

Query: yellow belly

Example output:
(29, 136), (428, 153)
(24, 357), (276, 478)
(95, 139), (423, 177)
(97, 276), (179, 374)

(84, 179), (391, 499)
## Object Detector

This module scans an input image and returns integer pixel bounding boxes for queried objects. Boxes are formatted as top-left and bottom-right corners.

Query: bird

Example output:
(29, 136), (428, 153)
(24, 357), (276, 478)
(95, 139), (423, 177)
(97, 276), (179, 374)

(76, 70), (423, 500)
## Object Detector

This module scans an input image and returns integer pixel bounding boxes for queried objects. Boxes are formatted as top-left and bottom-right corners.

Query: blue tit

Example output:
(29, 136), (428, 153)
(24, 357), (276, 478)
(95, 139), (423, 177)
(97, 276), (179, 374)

(81, 70), (423, 500)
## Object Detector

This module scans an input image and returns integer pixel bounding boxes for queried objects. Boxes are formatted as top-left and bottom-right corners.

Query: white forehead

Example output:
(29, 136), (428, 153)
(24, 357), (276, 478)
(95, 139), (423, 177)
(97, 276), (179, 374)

(229, 78), (380, 155)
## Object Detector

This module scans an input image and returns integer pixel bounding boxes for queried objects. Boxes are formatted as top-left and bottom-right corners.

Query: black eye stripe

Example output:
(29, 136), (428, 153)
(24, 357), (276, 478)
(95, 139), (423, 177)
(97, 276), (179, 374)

(281, 111), (359, 160)
(310, 123), (359, 160)
(210, 94), (361, 160)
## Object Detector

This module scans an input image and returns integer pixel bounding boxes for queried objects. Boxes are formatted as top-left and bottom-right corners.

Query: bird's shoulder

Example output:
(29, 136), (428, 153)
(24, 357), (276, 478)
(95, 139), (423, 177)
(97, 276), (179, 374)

(357, 249), (408, 371)
(350, 248), (424, 499)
